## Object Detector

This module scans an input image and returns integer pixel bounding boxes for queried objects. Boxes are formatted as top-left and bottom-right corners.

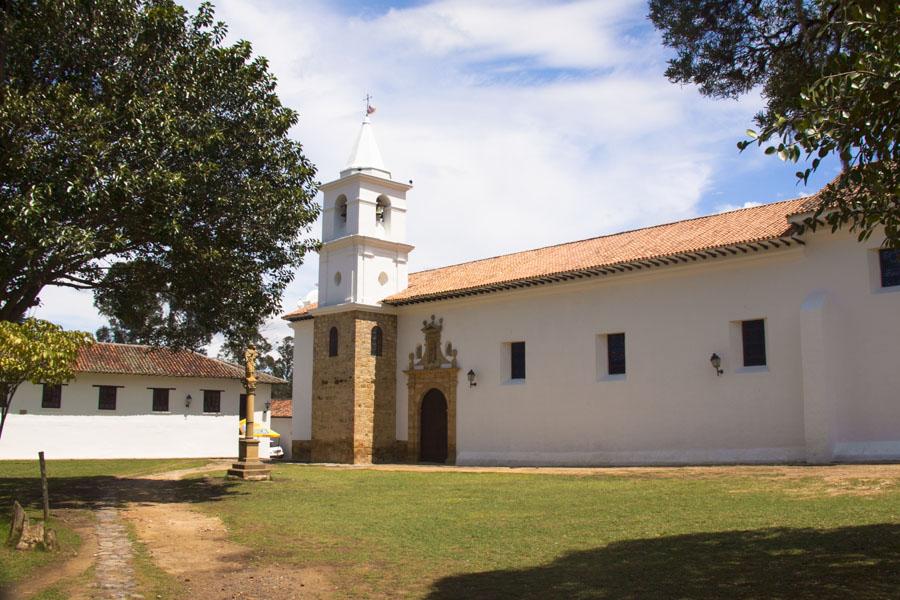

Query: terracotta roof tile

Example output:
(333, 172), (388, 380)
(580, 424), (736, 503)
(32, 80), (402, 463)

(270, 399), (292, 418)
(283, 303), (316, 321)
(386, 197), (809, 304)
(282, 196), (811, 316)
(75, 343), (285, 384)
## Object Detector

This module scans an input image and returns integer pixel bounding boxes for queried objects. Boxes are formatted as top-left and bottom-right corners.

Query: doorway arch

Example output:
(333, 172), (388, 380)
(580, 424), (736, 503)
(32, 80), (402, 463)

(419, 388), (448, 463)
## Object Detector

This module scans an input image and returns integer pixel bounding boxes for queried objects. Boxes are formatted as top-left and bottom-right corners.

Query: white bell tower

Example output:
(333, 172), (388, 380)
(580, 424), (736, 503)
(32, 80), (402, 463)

(316, 114), (414, 309)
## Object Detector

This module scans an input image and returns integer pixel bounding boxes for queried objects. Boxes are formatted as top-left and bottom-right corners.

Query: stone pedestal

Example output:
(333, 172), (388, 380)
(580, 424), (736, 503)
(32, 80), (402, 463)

(227, 438), (271, 480)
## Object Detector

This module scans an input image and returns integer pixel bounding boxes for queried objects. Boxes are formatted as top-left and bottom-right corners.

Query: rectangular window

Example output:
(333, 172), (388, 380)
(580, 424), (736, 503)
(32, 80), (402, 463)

(879, 248), (900, 288)
(41, 384), (62, 409)
(510, 341), (526, 380)
(204, 390), (221, 413)
(151, 388), (170, 412)
(741, 319), (767, 367)
(607, 333), (626, 375)
(98, 386), (117, 410)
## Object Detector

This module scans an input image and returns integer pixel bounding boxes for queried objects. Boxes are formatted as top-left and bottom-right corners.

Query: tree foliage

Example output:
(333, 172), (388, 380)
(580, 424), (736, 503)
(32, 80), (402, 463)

(0, 0), (320, 348)
(217, 332), (292, 397)
(649, 0), (899, 244)
(0, 318), (93, 438)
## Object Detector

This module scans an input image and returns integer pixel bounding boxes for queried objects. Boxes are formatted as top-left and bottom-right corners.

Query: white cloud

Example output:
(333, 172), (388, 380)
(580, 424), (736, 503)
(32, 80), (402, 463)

(37, 0), (776, 348)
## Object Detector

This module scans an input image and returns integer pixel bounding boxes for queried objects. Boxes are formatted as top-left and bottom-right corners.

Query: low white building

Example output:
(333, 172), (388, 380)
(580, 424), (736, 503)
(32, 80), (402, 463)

(0, 343), (282, 460)
(286, 115), (900, 467)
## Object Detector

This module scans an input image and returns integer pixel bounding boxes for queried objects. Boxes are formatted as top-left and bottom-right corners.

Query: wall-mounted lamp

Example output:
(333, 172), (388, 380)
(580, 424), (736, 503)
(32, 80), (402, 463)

(185, 394), (192, 408)
(467, 369), (477, 387)
(265, 401), (271, 413)
(710, 353), (723, 376)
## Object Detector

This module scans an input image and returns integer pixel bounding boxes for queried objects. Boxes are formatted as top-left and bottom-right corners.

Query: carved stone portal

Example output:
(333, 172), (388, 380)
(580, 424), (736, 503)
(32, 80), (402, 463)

(404, 315), (459, 464)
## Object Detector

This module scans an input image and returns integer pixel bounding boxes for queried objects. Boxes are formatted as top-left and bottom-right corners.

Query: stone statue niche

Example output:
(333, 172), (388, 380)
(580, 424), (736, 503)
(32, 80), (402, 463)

(408, 315), (458, 370)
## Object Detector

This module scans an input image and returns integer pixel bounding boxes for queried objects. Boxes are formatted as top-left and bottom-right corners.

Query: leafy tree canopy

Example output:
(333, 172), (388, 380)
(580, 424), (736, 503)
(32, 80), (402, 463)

(649, 0), (898, 244)
(0, 318), (93, 438)
(0, 0), (320, 348)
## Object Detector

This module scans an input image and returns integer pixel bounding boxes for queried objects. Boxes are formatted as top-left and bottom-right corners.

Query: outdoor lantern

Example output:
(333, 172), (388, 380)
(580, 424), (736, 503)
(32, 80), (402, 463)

(710, 353), (723, 376)
(185, 394), (192, 408)
(467, 369), (477, 387)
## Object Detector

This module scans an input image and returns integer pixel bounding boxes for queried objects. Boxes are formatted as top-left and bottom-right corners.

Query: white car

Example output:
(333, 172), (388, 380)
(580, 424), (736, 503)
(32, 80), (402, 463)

(268, 442), (284, 459)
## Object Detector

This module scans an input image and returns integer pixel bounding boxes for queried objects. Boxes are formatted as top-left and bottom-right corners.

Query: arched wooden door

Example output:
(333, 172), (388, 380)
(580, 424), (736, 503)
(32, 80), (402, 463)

(419, 388), (448, 463)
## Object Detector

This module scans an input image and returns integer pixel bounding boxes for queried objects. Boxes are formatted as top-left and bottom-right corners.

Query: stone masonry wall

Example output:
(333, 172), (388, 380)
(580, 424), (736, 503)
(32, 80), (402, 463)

(311, 310), (397, 464)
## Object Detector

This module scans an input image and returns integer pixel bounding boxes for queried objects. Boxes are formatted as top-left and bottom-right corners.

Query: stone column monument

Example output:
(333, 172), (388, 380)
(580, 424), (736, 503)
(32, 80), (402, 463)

(226, 344), (272, 480)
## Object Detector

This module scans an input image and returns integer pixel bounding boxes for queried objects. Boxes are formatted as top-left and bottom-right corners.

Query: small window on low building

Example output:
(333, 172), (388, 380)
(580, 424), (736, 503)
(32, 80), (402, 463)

(204, 390), (221, 413)
(741, 319), (767, 367)
(329, 326), (339, 357)
(98, 386), (117, 410)
(371, 326), (383, 356)
(607, 333), (626, 375)
(510, 341), (526, 380)
(151, 388), (170, 412)
(42, 384), (62, 409)
(879, 248), (900, 288)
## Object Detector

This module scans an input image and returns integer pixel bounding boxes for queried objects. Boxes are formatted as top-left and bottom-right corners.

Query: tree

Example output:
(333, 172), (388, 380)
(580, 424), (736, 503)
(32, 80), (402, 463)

(0, 1), (320, 349)
(217, 331), (273, 371)
(0, 318), (93, 439)
(271, 335), (293, 398)
(649, 0), (898, 244)
(95, 318), (144, 344)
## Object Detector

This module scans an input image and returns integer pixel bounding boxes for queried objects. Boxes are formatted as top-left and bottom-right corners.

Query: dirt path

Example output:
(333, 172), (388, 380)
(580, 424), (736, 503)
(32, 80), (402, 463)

(121, 461), (335, 600)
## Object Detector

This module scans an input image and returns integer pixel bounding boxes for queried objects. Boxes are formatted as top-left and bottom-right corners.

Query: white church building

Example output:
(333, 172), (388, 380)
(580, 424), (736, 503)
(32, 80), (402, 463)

(285, 115), (900, 466)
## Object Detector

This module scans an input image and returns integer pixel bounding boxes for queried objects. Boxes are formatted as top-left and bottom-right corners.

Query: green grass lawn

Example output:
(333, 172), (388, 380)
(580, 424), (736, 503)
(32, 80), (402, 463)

(0, 458), (206, 591)
(203, 465), (900, 599)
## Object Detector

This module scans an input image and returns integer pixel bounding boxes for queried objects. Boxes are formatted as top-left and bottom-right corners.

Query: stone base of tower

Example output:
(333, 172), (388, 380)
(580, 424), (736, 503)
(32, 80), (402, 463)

(310, 310), (397, 465)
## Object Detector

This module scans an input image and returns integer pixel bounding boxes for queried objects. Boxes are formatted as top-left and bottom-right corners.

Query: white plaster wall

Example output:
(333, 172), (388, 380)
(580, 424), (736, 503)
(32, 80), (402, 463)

(393, 229), (899, 465)
(271, 416), (292, 457)
(291, 320), (314, 447)
(0, 374), (273, 460)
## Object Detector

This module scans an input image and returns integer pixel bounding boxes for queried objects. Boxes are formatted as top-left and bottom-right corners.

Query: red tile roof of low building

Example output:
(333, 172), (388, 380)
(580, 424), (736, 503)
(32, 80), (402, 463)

(75, 342), (286, 384)
(270, 399), (292, 418)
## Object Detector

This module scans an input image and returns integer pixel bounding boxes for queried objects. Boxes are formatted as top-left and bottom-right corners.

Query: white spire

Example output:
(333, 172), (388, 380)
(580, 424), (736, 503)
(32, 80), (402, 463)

(341, 116), (391, 179)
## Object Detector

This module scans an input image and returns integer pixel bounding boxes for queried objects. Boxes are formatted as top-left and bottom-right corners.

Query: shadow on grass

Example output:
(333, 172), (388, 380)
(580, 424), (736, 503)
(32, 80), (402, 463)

(0, 474), (242, 512)
(427, 524), (900, 600)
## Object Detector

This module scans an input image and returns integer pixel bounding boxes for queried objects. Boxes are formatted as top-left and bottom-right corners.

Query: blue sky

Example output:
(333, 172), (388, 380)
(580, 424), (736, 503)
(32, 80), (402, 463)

(32, 0), (841, 349)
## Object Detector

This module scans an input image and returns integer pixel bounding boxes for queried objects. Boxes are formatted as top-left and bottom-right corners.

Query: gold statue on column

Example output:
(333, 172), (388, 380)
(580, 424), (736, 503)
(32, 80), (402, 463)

(227, 343), (271, 480)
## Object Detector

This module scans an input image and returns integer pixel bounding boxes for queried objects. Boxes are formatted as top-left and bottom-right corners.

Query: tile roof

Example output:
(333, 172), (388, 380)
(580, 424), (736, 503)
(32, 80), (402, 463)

(283, 195), (813, 317)
(75, 342), (285, 384)
(270, 399), (292, 418)
(386, 197), (810, 304)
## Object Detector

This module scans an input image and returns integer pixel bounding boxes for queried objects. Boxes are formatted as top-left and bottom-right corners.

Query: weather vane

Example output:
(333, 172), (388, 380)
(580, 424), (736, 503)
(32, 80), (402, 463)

(365, 93), (376, 117)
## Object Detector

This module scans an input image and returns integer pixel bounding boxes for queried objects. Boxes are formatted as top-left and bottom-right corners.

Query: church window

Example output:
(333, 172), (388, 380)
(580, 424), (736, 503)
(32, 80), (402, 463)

(42, 384), (62, 409)
(607, 333), (626, 375)
(329, 326), (339, 357)
(371, 326), (383, 356)
(880, 248), (900, 288)
(510, 341), (526, 380)
(741, 319), (766, 367)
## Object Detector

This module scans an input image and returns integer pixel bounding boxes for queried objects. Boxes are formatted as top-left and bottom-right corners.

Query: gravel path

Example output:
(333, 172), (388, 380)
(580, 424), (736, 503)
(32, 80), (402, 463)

(92, 505), (142, 599)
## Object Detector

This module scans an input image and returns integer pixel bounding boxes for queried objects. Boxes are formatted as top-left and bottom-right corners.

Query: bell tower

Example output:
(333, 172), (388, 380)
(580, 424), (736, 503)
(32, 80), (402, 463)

(310, 110), (410, 464)
(317, 115), (414, 308)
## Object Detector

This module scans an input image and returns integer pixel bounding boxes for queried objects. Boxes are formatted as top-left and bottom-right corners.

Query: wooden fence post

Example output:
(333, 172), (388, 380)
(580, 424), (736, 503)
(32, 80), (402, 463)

(38, 451), (49, 522)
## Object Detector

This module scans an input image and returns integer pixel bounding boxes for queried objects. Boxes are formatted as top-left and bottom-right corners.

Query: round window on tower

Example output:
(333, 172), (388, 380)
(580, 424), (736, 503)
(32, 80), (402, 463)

(378, 271), (389, 286)
(334, 272), (342, 286)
